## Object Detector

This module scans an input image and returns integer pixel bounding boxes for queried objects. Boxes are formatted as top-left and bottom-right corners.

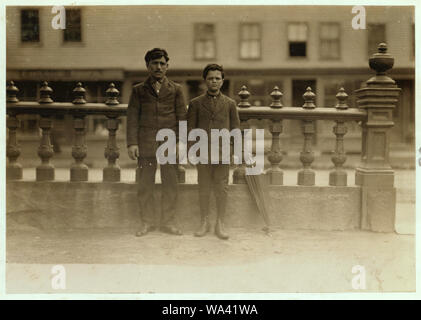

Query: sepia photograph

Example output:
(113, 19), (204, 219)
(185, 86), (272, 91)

(3, 2), (417, 297)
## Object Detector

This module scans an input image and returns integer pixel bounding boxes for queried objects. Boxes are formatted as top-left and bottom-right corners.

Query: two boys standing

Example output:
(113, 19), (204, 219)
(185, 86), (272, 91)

(127, 48), (240, 240)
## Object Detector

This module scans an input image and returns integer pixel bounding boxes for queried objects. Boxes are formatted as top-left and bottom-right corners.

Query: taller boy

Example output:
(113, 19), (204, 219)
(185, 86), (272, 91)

(127, 48), (187, 237)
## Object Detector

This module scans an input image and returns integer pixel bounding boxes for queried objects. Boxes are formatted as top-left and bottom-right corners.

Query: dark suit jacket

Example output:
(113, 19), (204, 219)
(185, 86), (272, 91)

(126, 76), (187, 158)
(187, 92), (240, 163)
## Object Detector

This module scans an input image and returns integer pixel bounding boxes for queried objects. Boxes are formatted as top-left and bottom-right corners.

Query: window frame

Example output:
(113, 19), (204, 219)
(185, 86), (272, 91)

(20, 8), (41, 44)
(318, 22), (341, 61)
(193, 23), (217, 61)
(287, 22), (309, 59)
(239, 22), (262, 61)
(62, 7), (83, 44)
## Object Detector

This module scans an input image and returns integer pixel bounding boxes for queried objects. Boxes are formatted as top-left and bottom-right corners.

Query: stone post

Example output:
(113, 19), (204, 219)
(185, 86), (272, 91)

(103, 83), (121, 182)
(233, 86), (251, 184)
(355, 43), (401, 232)
(36, 82), (55, 181)
(71, 82), (88, 181)
(6, 81), (22, 180)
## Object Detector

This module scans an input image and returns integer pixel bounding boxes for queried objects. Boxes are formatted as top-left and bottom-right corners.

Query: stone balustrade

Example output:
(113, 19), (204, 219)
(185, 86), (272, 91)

(6, 43), (401, 232)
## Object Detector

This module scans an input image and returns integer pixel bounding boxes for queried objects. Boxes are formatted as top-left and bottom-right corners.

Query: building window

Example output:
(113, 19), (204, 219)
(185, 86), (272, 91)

(194, 23), (216, 60)
(21, 9), (40, 42)
(367, 23), (386, 56)
(288, 23), (308, 57)
(319, 23), (340, 60)
(239, 23), (261, 60)
(64, 9), (82, 42)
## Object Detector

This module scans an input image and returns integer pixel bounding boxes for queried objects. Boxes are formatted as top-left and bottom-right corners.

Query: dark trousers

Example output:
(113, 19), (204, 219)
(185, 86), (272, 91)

(137, 157), (178, 226)
(197, 164), (230, 217)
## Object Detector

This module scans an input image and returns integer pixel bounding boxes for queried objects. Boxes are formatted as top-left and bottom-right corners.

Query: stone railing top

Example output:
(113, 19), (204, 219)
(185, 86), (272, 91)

(6, 77), (370, 122)
(6, 101), (366, 122)
(6, 101), (126, 117)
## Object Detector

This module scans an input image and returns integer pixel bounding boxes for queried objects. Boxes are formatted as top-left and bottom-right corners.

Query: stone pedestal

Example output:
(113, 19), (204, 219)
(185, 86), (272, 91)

(103, 166), (121, 182)
(354, 43), (401, 233)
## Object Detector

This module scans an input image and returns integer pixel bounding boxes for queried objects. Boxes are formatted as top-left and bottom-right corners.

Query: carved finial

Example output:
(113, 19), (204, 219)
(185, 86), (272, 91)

(369, 42), (394, 76)
(302, 87), (316, 109)
(7, 81), (19, 103)
(335, 87), (348, 110)
(238, 85), (251, 108)
(270, 86), (283, 108)
(73, 82), (86, 104)
(105, 83), (120, 105)
(39, 81), (54, 104)
(378, 42), (387, 53)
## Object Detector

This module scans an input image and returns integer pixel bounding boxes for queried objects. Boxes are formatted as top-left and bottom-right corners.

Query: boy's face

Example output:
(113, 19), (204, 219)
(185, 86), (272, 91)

(147, 56), (168, 80)
(205, 70), (224, 94)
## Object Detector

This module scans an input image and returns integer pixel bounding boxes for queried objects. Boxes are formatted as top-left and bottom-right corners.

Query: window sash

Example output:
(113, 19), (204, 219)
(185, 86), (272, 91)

(64, 9), (82, 42)
(288, 23), (308, 41)
(194, 23), (216, 59)
(21, 9), (40, 42)
(240, 23), (261, 59)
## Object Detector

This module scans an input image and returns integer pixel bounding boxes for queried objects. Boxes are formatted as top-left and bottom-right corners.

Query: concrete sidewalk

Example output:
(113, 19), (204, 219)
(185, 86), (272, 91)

(6, 227), (415, 293)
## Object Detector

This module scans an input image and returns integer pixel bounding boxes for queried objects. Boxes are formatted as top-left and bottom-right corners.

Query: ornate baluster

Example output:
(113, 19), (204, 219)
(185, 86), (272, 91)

(270, 86), (283, 108)
(7, 81), (19, 103)
(266, 86), (284, 184)
(6, 81), (22, 180)
(329, 122), (348, 186)
(73, 82), (87, 104)
(71, 82), (88, 181)
(233, 86), (251, 184)
(329, 88), (349, 186)
(39, 81), (53, 103)
(6, 115), (22, 180)
(103, 83), (121, 182)
(233, 120), (248, 184)
(36, 82), (55, 181)
(298, 87), (316, 186)
(238, 85), (251, 108)
(302, 87), (316, 109)
(267, 119), (283, 184)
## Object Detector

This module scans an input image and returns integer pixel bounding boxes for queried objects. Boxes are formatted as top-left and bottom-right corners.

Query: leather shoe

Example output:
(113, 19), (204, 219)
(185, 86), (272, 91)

(160, 225), (183, 235)
(194, 218), (211, 237)
(215, 219), (229, 240)
(135, 224), (155, 237)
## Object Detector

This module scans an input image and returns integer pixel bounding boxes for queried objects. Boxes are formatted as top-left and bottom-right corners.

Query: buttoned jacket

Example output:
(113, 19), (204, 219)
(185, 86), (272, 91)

(126, 76), (187, 157)
(187, 92), (240, 162)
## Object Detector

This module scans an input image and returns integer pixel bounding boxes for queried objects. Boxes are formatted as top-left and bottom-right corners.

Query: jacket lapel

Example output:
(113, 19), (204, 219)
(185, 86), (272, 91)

(144, 77), (158, 98)
(157, 77), (170, 98)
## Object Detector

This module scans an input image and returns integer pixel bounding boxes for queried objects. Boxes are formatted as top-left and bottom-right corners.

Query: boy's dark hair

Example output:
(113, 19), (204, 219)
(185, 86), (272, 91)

(144, 48), (169, 64)
(202, 64), (224, 80)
